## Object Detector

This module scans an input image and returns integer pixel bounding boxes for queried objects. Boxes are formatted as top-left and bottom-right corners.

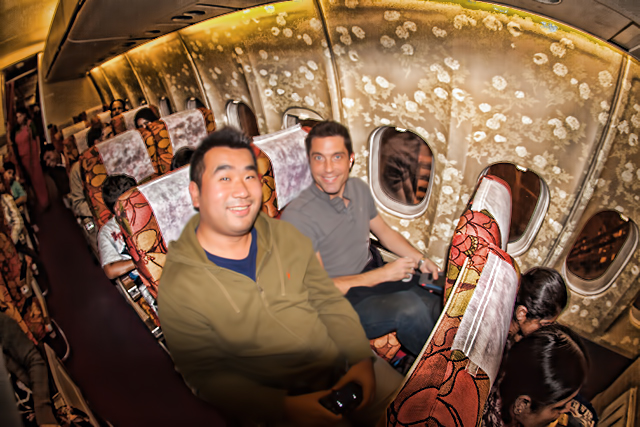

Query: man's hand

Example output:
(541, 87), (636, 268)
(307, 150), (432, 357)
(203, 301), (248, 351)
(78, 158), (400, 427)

(418, 257), (440, 280)
(381, 257), (417, 282)
(284, 391), (343, 427)
(331, 358), (376, 411)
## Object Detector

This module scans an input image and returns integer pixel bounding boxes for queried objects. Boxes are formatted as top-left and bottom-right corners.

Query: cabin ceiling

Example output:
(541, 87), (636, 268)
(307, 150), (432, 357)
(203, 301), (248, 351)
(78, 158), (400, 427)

(1, 0), (639, 81)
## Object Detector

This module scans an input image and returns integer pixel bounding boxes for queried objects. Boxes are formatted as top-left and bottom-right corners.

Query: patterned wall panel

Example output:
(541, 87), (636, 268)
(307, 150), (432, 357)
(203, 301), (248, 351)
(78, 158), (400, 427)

(554, 58), (640, 357)
(179, 11), (265, 132)
(319, 0), (624, 271)
(100, 55), (146, 108)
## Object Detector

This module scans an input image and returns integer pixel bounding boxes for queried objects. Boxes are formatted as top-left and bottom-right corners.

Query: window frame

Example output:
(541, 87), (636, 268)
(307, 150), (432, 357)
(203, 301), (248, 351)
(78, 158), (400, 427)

(368, 126), (434, 219)
(159, 96), (173, 117)
(563, 211), (639, 296)
(282, 107), (324, 129)
(480, 163), (550, 257)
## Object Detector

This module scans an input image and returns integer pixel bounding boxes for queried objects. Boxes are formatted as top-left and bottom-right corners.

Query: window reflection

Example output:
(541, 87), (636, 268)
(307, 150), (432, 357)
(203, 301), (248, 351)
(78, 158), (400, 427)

(378, 128), (432, 206)
(567, 211), (631, 281)
(486, 163), (541, 243)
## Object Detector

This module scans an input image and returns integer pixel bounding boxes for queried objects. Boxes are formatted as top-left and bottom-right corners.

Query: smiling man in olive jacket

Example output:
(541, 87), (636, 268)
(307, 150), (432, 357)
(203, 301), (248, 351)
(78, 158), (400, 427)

(158, 127), (401, 426)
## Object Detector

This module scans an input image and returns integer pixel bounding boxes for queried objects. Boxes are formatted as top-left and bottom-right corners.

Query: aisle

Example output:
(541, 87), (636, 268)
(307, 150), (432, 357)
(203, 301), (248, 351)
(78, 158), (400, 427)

(36, 199), (225, 426)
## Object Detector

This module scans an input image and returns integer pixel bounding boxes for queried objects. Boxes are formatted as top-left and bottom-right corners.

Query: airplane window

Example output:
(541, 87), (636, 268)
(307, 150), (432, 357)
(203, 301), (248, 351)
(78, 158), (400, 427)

(159, 96), (173, 117)
(565, 211), (638, 295)
(369, 126), (434, 218)
(482, 163), (549, 256)
(283, 107), (323, 130)
(226, 101), (259, 138)
(186, 97), (205, 110)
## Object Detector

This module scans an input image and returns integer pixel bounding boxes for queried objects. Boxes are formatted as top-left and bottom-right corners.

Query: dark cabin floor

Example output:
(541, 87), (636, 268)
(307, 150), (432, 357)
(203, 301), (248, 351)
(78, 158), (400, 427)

(35, 198), (225, 427)
(33, 193), (632, 425)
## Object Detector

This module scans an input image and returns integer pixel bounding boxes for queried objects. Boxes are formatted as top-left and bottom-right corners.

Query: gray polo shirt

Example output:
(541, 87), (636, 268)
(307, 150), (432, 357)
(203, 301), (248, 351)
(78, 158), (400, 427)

(282, 178), (378, 278)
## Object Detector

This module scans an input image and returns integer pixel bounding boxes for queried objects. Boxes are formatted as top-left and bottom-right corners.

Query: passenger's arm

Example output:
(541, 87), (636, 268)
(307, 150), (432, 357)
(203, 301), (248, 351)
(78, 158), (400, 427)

(0, 314), (58, 426)
(103, 259), (135, 280)
(370, 214), (439, 279)
(2, 195), (24, 244)
(69, 163), (93, 218)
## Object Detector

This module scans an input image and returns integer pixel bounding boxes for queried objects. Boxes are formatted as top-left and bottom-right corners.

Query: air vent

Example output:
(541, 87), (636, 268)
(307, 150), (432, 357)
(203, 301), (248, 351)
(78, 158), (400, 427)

(171, 15), (194, 21)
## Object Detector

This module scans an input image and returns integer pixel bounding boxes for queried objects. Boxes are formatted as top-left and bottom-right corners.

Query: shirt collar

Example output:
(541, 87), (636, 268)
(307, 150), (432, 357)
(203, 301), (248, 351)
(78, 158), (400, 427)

(309, 178), (352, 213)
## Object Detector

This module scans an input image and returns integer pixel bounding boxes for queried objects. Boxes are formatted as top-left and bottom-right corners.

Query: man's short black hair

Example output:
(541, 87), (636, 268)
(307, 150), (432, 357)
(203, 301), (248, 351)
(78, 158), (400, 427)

(110, 99), (125, 111)
(304, 121), (353, 157)
(87, 127), (102, 148)
(171, 147), (195, 171)
(102, 174), (137, 214)
(190, 127), (257, 189)
(41, 144), (57, 163)
(3, 161), (15, 172)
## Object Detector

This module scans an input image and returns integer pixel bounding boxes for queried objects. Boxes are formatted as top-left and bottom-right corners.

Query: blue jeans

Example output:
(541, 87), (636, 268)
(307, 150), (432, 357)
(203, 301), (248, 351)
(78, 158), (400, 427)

(348, 286), (442, 356)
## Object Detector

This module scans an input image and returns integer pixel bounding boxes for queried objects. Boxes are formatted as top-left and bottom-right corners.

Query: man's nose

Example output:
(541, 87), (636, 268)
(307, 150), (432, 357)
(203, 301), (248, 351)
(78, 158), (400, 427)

(232, 179), (250, 197)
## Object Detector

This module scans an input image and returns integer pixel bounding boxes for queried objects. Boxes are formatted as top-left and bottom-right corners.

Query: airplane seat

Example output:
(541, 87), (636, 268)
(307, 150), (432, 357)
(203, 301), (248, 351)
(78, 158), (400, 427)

(252, 125), (401, 361)
(387, 174), (519, 427)
(63, 127), (92, 167)
(110, 105), (161, 135)
(147, 107), (216, 174)
(80, 129), (160, 228)
(84, 104), (104, 120)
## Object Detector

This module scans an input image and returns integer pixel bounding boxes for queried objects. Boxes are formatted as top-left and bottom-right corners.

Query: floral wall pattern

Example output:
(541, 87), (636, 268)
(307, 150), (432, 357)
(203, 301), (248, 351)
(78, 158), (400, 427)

(89, 0), (639, 357)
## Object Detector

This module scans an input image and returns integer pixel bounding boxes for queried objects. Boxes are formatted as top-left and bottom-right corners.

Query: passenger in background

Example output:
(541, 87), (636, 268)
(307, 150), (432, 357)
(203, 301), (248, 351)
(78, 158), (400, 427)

(97, 175), (136, 280)
(509, 267), (568, 344)
(159, 128), (402, 426)
(482, 324), (588, 427)
(170, 146), (195, 171)
(134, 108), (159, 130)
(41, 145), (70, 197)
(109, 99), (126, 118)
(0, 179), (25, 245)
(68, 126), (102, 220)
(282, 121), (441, 357)
(8, 108), (49, 210)
(0, 312), (59, 427)
(3, 161), (28, 209)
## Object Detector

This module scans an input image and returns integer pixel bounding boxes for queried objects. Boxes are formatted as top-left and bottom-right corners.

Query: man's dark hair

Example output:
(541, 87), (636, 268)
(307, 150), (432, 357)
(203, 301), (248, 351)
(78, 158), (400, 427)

(190, 127), (256, 189)
(41, 144), (57, 163)
(304, 121), (353, 157)
(515, 267), (568, 321)
(171, 147), (195, 171)
(134, 108), (159, 128)
(3, 161), (16, 172)
(87, 127), (102, 148)
(110, 99), (125, 110)
(102, 174), (137, 214)
(499, 324), (588, 423)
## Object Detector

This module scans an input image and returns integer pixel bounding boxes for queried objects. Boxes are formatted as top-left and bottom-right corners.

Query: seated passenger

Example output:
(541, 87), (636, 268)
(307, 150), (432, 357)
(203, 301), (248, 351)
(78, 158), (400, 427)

(0, 312), (59, 427)
(158, 127), (402, 425)
(97, 175), (136, 280)
(482, 324), (588, 427)
(3, 162), (27, 209)
(281, 121), (441, 357)
(41, 145), (70, 196)
(133, 108), (159, 130)
(69, 124), (107, 219)
(170, 146), (195, 171)
(509, 267), (568, 343)
(0, 180), (25, 245)
(109, 99), (126, 118)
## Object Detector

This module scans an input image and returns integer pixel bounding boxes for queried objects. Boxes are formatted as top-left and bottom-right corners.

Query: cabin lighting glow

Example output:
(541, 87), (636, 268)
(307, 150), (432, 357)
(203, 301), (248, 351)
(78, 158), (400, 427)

(395, 127), (407, 132)
(533, 0), (562, 4)
(515, 165), (528, 172)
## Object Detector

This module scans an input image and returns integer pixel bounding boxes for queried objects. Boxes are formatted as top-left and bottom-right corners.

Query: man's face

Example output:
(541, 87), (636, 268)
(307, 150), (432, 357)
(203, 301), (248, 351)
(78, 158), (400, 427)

(43, 150), (60, 168)
(136, 118), (150, 129)
(111, 101), (124, 117)
(309, 135), (354, 199)
(4, 169), (14, 183)
(189, 147), (262, 238)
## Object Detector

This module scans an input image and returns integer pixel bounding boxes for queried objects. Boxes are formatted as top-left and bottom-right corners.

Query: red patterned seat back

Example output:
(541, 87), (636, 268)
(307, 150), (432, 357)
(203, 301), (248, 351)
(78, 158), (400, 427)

(387, 175), (519, 427)
(80, 129), (159, 228)
(149, 108), (216, 174)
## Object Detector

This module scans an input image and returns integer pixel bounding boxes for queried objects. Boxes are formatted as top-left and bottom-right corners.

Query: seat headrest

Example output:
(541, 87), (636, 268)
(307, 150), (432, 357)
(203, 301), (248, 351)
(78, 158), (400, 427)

(73, 128), (91, 154)
(161, 109), (208, 151)
(121, 106), (150, 131)
(470, 175), (512, 250)
(97, 111), (112, 125)
(85, 105), (104, 119)
(62, 122), (87, 139)
(96, 130), (155, 182)
(136, 167), (195, 244)
(252, 125), (312, 209)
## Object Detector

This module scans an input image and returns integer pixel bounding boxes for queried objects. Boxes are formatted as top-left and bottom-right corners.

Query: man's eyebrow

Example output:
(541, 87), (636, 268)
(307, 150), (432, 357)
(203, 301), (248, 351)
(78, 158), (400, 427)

(213, 164), (258, 173)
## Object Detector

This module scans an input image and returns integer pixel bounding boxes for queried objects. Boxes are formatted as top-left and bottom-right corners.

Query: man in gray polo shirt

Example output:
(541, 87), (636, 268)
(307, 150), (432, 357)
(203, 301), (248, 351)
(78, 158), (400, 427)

(282, 121), (441, 357)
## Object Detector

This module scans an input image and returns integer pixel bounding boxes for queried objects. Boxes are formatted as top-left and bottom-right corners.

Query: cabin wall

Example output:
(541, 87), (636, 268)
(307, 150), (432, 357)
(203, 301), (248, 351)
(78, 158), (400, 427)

(49, 0), (638, 356)
(41, 75), (101, 127)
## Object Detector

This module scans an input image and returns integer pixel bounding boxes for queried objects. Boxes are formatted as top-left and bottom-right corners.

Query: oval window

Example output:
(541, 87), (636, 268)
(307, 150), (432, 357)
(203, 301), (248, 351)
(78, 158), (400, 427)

(226, 100), (259, 138)
(369, 126), (434, 218)
(186, 97), (205, 110)
(283, 107), (323, 130)
(482, 163), (549, 256)
(159, 96), (173, 117)
(565, 211), (638, 295)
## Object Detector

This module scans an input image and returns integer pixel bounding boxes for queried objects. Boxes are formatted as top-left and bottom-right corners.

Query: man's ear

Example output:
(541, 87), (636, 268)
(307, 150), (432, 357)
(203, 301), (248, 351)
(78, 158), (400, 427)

(513, 395), (531, 416)
(189, 181), (200, 210)
(349, 154), (355, 168)
(515, 305), (529, 323)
